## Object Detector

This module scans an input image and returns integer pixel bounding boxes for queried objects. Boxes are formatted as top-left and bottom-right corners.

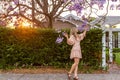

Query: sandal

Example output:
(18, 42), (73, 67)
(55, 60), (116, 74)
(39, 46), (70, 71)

(73, 76), (79, 80)
(67, 72), (72, 80)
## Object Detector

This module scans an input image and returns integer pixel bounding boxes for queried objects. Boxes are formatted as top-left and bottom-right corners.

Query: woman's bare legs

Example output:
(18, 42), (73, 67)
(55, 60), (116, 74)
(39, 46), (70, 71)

(68, 58), (79, 76)
(74, 64), (78, 77)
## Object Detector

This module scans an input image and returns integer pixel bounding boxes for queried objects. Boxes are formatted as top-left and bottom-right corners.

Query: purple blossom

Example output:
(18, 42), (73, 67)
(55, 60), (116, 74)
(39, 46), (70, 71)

(77, 25), (84, 32)
(56, 36), (64, 44)
(98, 4), (104, 10)
(71, 0), (75, 2)
(73, 3), (83, 13)
(13, 0), (19, 5)
(68, 6), (74, 11)
(77, 19), (89, 32)
(7, 5), (13, 11)
(90, 2), (95, 6)
(110, 4), (114, 10)
(91, 0), (106, 6)
(78, 0), (83, 2)
(73, 3), (82, 10)
(13, 12), (18, 15)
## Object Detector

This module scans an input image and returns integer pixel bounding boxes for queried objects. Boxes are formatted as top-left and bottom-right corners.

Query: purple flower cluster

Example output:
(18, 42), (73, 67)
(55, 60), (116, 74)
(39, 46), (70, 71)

(7, 5), (13, 11)
(13, 0), (19, 5)
(69, 3), (83, 14)
(67, 0), (107, 14)
(13, 12), (18, 15)
(71, 0), (75, 2)
(74, 3), (83, 13)
(56, 35), (64, 44)
(90, 0), (106, 6)
(55, 30), (66, 44)
(77, 16), (90, 32)
(77, 21), (87, 32)
(77, 25), (84, 32)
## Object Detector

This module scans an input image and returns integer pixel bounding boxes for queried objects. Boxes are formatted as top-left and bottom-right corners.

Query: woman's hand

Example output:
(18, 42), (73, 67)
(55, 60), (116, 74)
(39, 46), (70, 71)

(63, 32), (68, 38)
(84, 25), (90, 31)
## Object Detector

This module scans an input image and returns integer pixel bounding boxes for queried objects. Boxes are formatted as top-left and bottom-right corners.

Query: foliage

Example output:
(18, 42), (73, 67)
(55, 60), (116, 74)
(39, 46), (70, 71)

(106, 48), (120, 65)
(0, 27), (102, 70)
(115, 52), (120, 65)
(80, 28), (102, 69)
(113, 48), (120, 53)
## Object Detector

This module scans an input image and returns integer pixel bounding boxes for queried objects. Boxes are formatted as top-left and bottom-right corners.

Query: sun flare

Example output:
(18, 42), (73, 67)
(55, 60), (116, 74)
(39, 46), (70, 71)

(7, 17), (33, 29)
(18, 18), (32, 28)
(21, 20), (32, 28)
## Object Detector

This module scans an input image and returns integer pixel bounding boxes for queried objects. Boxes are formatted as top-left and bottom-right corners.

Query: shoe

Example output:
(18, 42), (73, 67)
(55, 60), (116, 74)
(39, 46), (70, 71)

(73, 76), (79, 80)
(67, 72), (72, 80)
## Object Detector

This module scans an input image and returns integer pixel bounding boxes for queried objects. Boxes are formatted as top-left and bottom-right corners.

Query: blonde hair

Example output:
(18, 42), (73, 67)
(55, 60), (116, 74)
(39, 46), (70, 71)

(70, 27), (78, 39)
(70, 27), (78, 35)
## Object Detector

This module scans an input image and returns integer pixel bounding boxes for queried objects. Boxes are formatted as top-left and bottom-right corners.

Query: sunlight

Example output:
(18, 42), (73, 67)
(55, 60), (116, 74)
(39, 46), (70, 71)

(6, 23), (15, 29)
(17, 17), (32, 28)
(6, 17), (32, 29)
(21, 20), (32, 28)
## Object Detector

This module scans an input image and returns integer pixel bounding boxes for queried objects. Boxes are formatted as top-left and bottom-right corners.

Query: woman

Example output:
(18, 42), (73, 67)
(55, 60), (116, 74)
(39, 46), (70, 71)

(64, 27), (87, 80)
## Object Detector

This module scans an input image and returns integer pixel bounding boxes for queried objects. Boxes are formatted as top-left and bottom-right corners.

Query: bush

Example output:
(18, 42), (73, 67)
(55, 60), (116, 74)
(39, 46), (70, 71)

(80, 29), (102, 69)
(113, 48), (120, 53)
(0, 27), (102, 70)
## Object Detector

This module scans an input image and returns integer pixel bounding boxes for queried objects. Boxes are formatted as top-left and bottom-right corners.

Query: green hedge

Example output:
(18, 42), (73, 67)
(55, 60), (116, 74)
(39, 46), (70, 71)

(113, 48), (120, 53)
(81, 29), (102, 69)
(0, 27), (102, 69)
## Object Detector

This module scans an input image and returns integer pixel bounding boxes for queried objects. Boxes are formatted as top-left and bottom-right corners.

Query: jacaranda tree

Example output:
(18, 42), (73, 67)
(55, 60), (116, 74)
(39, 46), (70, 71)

(0, 0), (120, 28)
(0, 0), (71, 28)
(63, 0), (120, 28)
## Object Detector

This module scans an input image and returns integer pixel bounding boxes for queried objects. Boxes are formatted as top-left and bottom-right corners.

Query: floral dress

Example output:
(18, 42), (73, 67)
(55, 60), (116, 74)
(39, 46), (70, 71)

(70, 33), (85, 59)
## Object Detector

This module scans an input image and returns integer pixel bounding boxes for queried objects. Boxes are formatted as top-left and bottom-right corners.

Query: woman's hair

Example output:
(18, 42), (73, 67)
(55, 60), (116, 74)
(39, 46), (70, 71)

(70, 27), (78, 39)
(70, 27), (78, 35)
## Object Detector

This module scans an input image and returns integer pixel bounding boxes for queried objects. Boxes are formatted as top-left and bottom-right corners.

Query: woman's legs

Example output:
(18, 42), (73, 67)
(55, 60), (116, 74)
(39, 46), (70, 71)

(69, 58), (80, 75)
(74, 64), (78, 77)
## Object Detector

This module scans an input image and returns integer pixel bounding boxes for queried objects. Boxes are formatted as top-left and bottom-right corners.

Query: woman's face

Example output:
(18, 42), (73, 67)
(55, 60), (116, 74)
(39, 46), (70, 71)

(71, 27), (78, 34)
(73, 28), (78, 33)
(75, 28), (78, 33)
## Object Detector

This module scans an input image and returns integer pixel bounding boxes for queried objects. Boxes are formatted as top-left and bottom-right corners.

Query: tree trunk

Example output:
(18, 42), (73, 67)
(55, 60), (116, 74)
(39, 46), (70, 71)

(32, 0), (35, 28)
(48, 16), (53, 28)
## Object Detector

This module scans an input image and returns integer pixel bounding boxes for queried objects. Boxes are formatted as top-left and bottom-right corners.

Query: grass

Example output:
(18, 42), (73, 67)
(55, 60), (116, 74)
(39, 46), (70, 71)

(106, 49), (120, 66)
(115, 52), (120, 65)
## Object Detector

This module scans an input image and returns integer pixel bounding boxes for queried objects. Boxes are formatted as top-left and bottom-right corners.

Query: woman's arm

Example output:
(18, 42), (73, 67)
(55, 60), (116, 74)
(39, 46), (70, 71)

(82, 29), (87, 37)
(63, 33), (69, 39)
(79, 27), (87, 40)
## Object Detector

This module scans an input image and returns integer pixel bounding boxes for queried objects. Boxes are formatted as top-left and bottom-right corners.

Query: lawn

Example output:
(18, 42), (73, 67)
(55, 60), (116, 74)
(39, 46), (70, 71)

(115, 52), (120, 65)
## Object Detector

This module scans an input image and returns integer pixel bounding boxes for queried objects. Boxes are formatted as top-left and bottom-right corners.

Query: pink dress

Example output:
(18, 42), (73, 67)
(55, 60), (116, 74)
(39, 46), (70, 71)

(70, 33), (85, 59)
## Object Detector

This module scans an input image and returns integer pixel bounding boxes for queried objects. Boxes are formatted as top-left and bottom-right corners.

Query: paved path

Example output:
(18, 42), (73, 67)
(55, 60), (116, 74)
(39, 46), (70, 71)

(0, 64), (120, 80)
(108, 63), (120, 74)
(0, 73), (120, 80)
